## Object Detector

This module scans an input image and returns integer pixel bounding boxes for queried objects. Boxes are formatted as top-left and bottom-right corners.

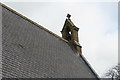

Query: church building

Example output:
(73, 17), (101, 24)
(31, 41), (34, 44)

(1, 3), (99, 79)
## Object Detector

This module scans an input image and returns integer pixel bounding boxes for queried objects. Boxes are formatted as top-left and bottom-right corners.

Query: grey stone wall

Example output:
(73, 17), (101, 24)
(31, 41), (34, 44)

(2, 6), (98, 78)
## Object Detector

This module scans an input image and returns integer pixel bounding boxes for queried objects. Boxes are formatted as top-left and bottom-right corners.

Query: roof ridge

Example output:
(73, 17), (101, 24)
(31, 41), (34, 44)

(0, 2), (68, 43)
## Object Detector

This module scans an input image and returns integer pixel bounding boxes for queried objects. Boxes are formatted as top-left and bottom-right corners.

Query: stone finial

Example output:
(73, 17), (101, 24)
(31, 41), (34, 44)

(67, 14), (71, 19)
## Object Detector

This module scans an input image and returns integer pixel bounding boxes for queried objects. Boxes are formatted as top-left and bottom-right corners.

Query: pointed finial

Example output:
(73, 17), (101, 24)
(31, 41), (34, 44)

(67, 14), (71, 19)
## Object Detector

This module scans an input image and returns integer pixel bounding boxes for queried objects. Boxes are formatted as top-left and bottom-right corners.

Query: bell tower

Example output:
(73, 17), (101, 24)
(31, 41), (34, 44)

(61, 14), (82, 54)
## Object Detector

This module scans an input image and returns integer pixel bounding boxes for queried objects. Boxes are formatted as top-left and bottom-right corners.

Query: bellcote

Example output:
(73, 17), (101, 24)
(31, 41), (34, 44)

(61, 14), (82, 54)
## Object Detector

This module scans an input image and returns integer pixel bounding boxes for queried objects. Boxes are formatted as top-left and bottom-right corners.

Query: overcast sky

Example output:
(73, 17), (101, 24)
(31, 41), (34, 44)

(1, 0), (118, 78)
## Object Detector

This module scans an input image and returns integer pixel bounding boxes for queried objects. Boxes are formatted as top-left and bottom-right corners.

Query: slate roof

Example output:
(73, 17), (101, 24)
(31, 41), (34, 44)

(1, 3), (100, 79)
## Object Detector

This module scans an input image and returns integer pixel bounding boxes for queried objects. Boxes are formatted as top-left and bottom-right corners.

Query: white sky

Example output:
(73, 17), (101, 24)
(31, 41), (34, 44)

(1, 0), (118, 78)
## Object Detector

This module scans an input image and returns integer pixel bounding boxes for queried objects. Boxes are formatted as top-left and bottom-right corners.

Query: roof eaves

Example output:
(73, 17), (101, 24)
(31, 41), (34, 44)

(0, 2), (68, 43)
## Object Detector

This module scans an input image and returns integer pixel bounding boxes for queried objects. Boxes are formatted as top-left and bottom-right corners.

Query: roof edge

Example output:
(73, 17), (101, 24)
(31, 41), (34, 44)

(80, 54), (100, 80)
(0, 2), (68, 43)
